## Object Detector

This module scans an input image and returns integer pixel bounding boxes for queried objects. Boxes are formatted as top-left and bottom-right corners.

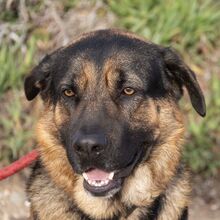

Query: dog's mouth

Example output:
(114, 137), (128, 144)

(83, 169), (122, 197)
(82, 150), (143, 197)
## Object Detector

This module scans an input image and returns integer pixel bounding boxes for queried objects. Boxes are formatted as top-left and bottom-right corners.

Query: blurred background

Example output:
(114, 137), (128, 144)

(0, 0), (219, 219)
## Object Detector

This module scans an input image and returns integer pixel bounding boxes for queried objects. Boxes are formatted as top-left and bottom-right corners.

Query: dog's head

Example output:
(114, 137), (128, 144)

(24, 30), (205, 197)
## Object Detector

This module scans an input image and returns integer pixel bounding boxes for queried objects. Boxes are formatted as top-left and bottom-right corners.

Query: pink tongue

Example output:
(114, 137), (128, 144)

(86, 169), (110, 181)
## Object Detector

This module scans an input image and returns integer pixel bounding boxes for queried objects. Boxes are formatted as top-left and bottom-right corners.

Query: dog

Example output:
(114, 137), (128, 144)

(24, 29), (206, 220)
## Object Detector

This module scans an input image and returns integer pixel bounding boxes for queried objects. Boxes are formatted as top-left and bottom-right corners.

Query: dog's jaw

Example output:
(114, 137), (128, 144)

(82, 169), (122, 197)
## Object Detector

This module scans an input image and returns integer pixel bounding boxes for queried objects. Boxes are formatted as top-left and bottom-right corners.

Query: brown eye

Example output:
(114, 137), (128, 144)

(123, 87), (135, 96)
(64, 89), (75, 97)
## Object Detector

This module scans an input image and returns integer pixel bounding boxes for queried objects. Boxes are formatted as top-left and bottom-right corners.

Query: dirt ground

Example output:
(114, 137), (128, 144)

(0, 169), (220, 220)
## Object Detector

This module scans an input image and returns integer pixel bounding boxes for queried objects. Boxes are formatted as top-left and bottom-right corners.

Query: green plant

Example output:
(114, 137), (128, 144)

(63, 0), (78, 11)
(0, 1), (19, 22)
(184, 74), (220, 175)
(108, 0), (220, 54)
(0, 89), (35, 163)
(0, 37), (36, 94)
(0, 0), (45, 23)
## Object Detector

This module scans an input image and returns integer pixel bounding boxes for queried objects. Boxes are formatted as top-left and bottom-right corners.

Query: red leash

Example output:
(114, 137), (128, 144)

(0, 149), (39, 181)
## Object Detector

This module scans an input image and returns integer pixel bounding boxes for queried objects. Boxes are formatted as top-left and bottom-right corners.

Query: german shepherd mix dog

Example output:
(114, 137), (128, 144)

(24, 29), (206, 220)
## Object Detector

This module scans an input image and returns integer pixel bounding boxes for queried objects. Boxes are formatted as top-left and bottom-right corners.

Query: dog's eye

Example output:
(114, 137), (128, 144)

(123, 87), (135, 96)
(63, 89), (75, 97)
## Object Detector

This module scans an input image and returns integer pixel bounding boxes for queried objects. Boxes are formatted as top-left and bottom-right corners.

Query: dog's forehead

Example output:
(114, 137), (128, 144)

(64, 31), (160, 65)
(53, 30), (164, 88)
(62, 30), (159, 75)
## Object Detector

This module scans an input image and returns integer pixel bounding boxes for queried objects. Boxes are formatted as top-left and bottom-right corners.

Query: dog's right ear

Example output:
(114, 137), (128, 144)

(161, 47), (206, 117)
(24, 54), (53, 101)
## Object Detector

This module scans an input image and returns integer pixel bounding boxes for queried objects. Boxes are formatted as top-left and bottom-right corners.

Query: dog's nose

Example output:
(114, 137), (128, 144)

(74, 134), (106, 156)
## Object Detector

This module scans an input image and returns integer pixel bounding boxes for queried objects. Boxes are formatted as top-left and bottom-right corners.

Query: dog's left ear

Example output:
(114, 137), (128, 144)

(24, 54), (53, 101)
(162, 47), (206, 117)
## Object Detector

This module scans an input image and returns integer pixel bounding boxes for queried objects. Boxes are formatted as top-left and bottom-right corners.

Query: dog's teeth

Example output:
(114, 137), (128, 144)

(82, 173), (88, 180)
(86, 178), (111, 187)
(100, 181), (104, 186)
(108, 172), (114, 180)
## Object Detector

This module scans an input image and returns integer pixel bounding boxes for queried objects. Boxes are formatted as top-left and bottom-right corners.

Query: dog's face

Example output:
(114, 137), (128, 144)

(24, 30), (205, 198)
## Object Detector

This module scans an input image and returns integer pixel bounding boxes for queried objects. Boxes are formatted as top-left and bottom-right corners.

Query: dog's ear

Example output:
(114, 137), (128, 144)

(24, 54), (53, 101)
(162, 47), (206, 117)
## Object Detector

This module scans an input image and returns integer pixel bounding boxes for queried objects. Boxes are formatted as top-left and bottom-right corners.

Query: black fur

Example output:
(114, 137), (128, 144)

(179, 208), (188, 220)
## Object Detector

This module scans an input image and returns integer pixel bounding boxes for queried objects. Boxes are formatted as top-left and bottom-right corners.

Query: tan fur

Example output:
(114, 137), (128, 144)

(29, 172), (79, 220)
(157, 171), (191, 220)
(36, 107), (77, 196)
(73, 177), (121, 219)
(82, 61), (96, 86)
(104, 58), (144, 96)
